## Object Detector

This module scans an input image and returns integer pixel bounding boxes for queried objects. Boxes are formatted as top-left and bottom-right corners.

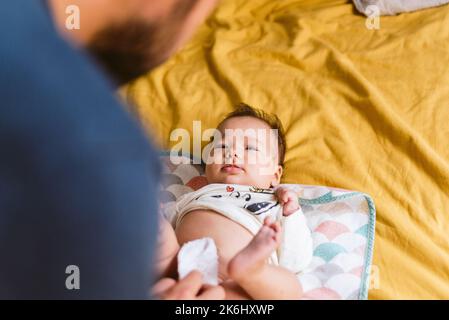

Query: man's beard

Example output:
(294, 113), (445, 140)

(86, 0), (197, 86)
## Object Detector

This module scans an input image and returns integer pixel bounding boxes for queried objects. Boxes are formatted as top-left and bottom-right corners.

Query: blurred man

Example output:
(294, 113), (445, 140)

(0, 0), (221, 299)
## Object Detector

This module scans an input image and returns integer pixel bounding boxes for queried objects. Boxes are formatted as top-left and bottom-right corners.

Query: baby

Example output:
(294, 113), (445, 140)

(155, 103), (312, 300)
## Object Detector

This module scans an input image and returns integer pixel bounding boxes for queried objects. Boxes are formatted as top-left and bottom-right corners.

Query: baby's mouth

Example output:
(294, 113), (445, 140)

(221, 164), (244, 174)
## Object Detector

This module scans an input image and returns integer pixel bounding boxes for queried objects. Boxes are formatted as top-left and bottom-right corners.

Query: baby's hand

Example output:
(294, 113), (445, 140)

(275, 187), (300, 216)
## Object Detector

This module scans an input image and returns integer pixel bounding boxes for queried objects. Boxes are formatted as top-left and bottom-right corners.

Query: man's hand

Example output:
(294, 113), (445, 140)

(276, 187), (300, 216)
(152, 271), (225, 300)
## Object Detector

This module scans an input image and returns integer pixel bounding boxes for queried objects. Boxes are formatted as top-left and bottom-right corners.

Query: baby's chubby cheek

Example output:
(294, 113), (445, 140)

(205, 164), (222, 183)
(246, 168), (273, 188)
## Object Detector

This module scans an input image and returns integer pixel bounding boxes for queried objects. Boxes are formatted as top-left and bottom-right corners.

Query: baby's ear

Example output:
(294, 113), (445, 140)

(271, 165), (283, 187)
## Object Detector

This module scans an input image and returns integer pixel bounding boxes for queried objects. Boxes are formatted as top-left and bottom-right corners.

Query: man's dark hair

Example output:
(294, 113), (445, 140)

(219, 103), (287, 167)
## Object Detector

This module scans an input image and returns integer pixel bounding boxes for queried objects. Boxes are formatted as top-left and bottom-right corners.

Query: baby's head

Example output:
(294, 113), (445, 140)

(205, 103), (286, 189)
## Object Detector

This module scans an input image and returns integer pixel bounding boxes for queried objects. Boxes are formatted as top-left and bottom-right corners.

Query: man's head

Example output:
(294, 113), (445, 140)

(205, 103), (287, 189)
(48, 0), (218, 85)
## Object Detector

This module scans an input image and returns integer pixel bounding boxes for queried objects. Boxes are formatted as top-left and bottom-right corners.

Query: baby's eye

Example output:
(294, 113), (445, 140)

(215, 143), (228, 149)
(245, 145), (259, 151)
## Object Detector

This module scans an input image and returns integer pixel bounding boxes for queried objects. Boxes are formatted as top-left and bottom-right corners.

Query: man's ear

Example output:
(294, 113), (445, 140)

(271, 165), (283, 187)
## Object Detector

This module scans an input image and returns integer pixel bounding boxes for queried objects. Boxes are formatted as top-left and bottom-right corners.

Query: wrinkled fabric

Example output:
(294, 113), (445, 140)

(126, 0), (449, 299)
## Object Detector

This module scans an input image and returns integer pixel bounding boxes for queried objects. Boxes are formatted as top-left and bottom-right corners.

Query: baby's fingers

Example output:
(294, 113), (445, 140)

(281, 193), (291, 204)
(271, 221), (281, 234)
(263, 217), (280, 231)
(271, 222), (282, 243)
(283, 200), (299, 216)
(276, 188), (288, 201)
(263, 216), (274, 226)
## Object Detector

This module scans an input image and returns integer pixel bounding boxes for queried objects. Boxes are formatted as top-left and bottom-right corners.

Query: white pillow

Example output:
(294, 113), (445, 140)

(354, 0), (449, 16)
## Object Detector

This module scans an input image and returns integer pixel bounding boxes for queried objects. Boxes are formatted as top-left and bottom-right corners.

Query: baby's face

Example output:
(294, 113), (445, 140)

(205, 116), (283, 189)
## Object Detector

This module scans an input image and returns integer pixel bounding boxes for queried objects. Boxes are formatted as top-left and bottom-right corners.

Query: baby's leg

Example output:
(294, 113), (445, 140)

(221, 280), (251, 299)
(227, 218), (303, 300)
(154, 216), (180, 279)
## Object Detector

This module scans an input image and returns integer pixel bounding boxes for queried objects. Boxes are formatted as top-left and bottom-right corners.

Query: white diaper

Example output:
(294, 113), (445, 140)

(164, 183), (313, 274)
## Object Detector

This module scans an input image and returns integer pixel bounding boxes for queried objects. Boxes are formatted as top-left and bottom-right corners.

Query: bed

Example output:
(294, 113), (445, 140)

(125, 0), (449, 299)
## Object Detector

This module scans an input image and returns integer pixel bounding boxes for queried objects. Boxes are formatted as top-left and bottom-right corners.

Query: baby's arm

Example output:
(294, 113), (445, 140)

(275, 186), (301, 216)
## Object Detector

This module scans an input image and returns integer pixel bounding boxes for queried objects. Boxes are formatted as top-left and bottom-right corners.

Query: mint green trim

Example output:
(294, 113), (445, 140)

(159, 152), (376, 300)
(360, 194), (376, 300)
(298, 192), (361, 205)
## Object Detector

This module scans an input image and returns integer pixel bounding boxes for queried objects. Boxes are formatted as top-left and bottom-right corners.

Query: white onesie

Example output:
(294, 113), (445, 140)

(164, 183), (313, 274)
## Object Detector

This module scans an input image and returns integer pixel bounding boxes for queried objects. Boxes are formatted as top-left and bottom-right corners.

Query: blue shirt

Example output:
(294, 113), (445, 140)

(0, 0), (160, 298)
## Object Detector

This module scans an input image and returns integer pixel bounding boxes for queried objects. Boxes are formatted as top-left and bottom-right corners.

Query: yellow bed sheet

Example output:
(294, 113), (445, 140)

(125, 0), (449, 299)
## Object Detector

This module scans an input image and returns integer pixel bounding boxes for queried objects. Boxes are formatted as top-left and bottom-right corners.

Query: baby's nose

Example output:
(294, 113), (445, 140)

(225, 146), (244, 163)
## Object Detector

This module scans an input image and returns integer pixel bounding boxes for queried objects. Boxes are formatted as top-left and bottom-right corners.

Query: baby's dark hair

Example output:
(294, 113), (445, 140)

(219, 103), (286, 167)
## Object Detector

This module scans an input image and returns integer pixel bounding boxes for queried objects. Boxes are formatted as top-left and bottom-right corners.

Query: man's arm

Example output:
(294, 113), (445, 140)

(0, 0), (161, 297)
